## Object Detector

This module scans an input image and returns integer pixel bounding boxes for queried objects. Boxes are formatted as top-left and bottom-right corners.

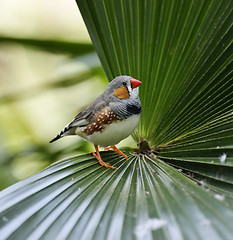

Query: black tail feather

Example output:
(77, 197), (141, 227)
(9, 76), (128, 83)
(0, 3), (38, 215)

(49, 134), (62, 143)
(49, 124), (71, 143)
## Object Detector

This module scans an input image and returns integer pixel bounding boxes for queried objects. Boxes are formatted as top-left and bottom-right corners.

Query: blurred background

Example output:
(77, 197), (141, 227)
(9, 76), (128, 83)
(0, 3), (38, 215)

(0, 0), (135, 190)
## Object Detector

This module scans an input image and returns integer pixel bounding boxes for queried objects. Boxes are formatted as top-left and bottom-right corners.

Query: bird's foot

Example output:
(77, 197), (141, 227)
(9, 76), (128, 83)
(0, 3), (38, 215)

(92, 148), (117, 169)
(104, 146), (128, 160)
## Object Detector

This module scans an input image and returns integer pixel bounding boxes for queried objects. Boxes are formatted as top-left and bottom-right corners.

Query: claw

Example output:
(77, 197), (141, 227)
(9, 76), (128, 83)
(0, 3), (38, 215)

(104, 146), (128, 160)
(92, 145), (117, 169)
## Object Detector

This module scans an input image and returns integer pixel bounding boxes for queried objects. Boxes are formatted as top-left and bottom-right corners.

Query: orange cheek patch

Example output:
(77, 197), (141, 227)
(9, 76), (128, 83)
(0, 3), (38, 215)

(113, 86), (130, 99)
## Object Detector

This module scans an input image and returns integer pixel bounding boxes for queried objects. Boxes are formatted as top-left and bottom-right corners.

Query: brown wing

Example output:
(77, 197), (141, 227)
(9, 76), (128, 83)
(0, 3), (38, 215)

(50, 96), (107, 143)
(69, 95), (107, 127)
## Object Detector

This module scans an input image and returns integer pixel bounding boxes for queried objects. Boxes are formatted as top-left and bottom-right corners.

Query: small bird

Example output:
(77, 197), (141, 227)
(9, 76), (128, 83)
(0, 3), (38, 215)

(50, 75), (142, 169)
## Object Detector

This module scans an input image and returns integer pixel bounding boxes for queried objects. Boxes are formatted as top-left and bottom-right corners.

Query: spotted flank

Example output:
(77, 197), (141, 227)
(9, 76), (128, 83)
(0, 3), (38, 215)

(81, 106), (120, 136)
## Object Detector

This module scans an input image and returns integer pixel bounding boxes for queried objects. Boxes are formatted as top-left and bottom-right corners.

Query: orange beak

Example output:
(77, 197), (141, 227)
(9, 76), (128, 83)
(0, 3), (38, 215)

(130, 78), (142, 89)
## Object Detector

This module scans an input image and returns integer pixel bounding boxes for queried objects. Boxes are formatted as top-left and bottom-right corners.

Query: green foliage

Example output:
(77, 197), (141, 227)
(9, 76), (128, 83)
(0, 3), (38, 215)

(0, 37), (94, 57)
(77, 0), (233, 146)
(0, 0), (233, 239)
(0, 36), (103, 189)
(1, 152), (233, 239)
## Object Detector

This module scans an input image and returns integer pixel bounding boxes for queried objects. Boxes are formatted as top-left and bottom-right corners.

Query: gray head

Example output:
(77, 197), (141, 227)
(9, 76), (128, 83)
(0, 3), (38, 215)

(103, 75), (142, 102)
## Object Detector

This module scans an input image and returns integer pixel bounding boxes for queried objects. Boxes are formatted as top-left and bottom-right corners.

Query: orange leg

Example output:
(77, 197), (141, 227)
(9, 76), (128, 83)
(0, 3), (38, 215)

(92, 145), (117, 169)
(104, 146), (128, 160)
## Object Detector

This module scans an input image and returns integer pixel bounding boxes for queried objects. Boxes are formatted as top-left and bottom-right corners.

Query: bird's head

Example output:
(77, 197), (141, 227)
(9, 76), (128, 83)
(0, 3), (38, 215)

(105, 75), (142, 101)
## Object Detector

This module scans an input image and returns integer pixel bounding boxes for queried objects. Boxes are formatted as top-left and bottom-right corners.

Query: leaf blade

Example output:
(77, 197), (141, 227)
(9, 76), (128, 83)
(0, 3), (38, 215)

(1, 153), (233, 240)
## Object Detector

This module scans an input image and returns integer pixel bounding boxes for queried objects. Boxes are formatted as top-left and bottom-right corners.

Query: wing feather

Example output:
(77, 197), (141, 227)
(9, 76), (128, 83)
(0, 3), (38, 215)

(50, 95), (107, 143)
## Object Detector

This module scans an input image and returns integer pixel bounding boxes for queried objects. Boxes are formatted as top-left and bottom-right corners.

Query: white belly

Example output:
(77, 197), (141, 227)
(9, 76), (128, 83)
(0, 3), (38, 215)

(78, 114), (140, 147)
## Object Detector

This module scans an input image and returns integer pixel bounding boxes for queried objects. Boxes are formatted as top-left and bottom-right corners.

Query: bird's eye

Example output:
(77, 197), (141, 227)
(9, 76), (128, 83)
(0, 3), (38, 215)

(123, 82), (127, 86)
